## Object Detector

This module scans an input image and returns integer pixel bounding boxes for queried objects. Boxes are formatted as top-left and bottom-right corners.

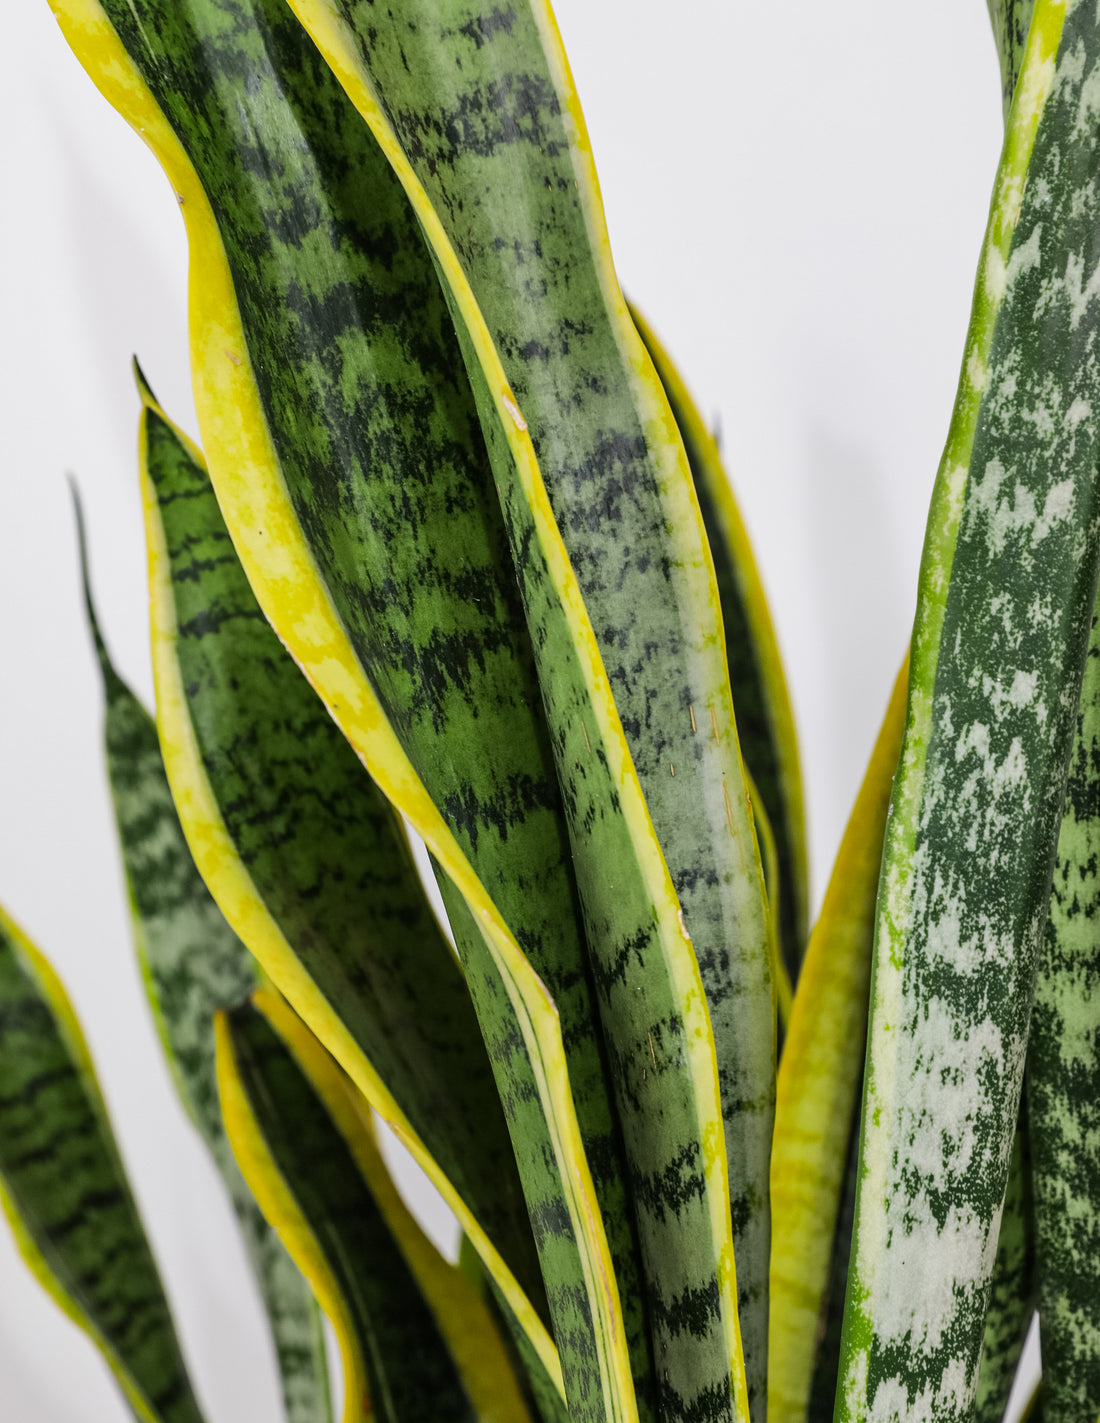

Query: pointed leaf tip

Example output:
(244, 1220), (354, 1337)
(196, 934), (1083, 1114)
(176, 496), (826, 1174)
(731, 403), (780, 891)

(70, 479), (120, 696)
(132, 356), (159, 411)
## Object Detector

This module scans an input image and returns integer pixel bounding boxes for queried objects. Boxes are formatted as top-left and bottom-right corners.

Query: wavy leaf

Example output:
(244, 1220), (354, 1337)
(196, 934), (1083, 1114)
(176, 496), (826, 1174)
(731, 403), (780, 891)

(1026, 598), (1100, 1419)
(837, 4), (1100, 1413)
(217, 989), (532, 1423)
(631, 303), (807, 987)
(0, 905), (205, 1423)
(767, 659), (907, 1423)
(74, 481), (332, 1423)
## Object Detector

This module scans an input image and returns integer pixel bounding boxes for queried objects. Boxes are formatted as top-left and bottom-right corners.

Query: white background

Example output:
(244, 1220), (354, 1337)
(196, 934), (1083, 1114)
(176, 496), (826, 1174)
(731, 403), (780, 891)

(0, 1), (1038, 1418)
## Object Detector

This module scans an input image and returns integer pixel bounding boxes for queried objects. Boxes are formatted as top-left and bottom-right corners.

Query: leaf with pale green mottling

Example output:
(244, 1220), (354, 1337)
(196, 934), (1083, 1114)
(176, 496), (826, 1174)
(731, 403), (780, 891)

(0, 905), (205, 1423)
(838, 4), (1100, 1414)
(1027, 599), (1100, 1420)
(74, 483), (332, 1423)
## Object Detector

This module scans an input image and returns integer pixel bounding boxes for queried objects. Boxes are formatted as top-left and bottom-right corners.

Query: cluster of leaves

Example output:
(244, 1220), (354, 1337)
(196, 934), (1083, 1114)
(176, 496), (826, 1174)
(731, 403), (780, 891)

(1, 0), (1099, 1421)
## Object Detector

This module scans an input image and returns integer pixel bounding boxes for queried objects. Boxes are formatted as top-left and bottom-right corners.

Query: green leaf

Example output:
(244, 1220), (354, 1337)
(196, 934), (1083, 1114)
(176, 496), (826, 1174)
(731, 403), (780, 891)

(1026, 598), (1100, 1419)
(74, 481), (332, 1423)
(130, 373), (554, 1375)
(767, 659), (907, 1423)
(50, 1), (758, 1418)
(630, 303), (808, 989)
(972, 1112), (1036, 1423)
(837, 3), (1100, 1413)
(270, 5), (774, 1413)
(216, 989), (533, 1423)
(987, 0), (1037, 121)
(53, 0), (661, 1413)
(0, 904), (205, 1423)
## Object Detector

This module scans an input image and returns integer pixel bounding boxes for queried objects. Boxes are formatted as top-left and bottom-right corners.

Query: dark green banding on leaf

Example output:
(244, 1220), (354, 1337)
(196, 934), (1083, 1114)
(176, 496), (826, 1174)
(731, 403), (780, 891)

(839, 6), (1100, 1416)
(276, 4), (772, 1413)
(630, 305), (807, 986)
(219, 995), (529, 1423)
(1027, 600), (1100, 1420)
(0, 906), (205, 1423)
(972, 1114), (1036, 1423)
(136, 384), (545, 1336)
(74, 478), (332, 1423)
(91, 3), (651, 1413)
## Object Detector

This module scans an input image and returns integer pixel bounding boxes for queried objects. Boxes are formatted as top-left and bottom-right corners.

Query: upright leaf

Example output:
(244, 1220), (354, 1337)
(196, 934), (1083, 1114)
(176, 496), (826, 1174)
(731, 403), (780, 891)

(74, 486), (332, 1423)
(0, 905), (205, 1423)
(972, 1115), (1036, 1423)
(266, 4), (774, 1412)
(1026, 601), (1100, 1419)
(768, 659), (907, 1423)
(51, 1), (759, 1418)
(217, 989), (533, 1423)
(987, 0), (1038, 120)
(631, 304), (808, 987)
(131, 374), (553, 1384)
(837, 5), (1100, 1415)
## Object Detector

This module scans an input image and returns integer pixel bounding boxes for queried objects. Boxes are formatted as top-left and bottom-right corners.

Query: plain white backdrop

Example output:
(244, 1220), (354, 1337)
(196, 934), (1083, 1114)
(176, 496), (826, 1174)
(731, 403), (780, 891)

(0, 1), (1039, 1418)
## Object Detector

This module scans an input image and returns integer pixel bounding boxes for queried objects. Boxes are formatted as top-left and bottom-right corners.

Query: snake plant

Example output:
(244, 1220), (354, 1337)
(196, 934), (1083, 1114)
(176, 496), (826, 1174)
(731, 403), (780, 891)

(1, 0), (1098, 1420)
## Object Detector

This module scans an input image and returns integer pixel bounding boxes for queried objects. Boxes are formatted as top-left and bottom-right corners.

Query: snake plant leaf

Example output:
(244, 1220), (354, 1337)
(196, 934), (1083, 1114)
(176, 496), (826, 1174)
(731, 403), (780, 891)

(987, 0), (1038, 121)
(630, 303), (808, 989)
(742, 765), (792, 1034)
(458, 1239), (571, 1423)
(972, 1114), (1036, 1423)
(767, 658), (907, 1423)
(806, 1120), (860, 1422)
(52, 4), (754, 1420)
(838, 4), (1100, 1414)
(1026, 599), (1100, 1419)
(216, 989), (533, 1423)
(283, 11), (774, 1414)
(54, 1), (658, 1415)
(73, 484), (333, 1423)
(0, 904), (205, 1423)
(131, 374), (553, 1370)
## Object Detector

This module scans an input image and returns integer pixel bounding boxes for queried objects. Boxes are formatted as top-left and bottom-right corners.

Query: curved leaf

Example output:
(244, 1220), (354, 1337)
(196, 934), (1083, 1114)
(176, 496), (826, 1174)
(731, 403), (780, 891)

(631, 303), (807, 986)
(1026, 599), (1100, 1419)
(75, 482), (332, 1423)
(837, 5), (1100, 1414)
(767, 659), (907, 1423)
(216, 989), (532, 1423)
(0, 905), (205, 1423)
